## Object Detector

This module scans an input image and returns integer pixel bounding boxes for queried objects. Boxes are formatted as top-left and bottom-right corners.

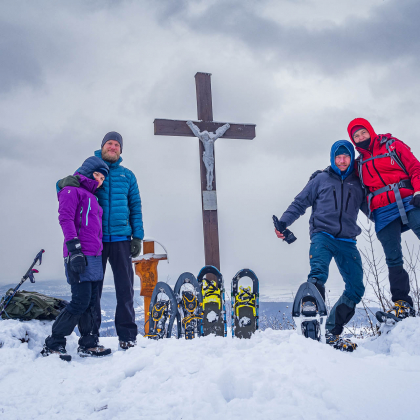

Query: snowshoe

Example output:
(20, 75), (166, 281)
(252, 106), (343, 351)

(41, 344), (72, 362)
(197, 266), (227, 337)
(145, 282), (177, 340)
(375, 300), (416, 335)
(325, 332), (357, 352)
(292, 282), (327, 342)
(78, 345), (111, 357)
(231, 269), (259, 339)
(174, 272), (203, 340)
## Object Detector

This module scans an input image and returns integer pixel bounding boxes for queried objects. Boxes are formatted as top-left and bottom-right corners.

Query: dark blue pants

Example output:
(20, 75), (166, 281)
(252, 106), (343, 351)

(92, 241), (137, 342)
(46, 281), (99, 350)
(307, 233), (365, 335)
(376, 207), (420, 305)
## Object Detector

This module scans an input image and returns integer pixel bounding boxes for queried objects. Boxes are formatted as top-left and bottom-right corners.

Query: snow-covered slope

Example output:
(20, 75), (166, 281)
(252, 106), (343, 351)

(1, 319), (420, 420)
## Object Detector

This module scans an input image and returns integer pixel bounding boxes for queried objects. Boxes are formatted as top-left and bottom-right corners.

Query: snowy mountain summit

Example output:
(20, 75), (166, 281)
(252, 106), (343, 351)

(1, 318), (420, 420)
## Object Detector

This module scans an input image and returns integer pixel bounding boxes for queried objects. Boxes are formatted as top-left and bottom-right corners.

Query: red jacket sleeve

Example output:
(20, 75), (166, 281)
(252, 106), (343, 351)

(394, 141), (420, 193)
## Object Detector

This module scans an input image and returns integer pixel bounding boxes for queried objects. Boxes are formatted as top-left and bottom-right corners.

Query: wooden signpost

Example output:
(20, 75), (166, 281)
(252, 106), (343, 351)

(154, 72), (256, 270)
(132, 240), (167, 334)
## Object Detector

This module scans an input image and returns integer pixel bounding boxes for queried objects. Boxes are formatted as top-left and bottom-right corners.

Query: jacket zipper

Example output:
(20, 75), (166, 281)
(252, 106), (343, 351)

(337, 179), (344, 236)
(345, 189), (351, 212)
(333, 188), (338, 210)
(78, 207), (83, 235)
(86, 198), (91, 226)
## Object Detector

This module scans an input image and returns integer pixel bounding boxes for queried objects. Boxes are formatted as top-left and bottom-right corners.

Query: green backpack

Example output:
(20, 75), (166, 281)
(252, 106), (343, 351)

(0, 289), (68, 321)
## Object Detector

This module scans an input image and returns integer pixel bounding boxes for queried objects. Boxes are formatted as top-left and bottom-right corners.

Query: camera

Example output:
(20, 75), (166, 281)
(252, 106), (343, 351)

(272, 215), (297, 245)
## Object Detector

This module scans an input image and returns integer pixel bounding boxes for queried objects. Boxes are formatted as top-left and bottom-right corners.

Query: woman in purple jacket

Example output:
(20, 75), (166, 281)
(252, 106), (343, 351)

(42, 156), (111, 361)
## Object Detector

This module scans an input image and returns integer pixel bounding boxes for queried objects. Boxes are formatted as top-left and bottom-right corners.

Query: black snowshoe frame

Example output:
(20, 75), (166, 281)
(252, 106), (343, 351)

(231, 268), (259, 339)
(174, 272), (204, 339)
(145, 282), (177, 339)
(292, 282), (327, 342)
(197, 266), (227, 337)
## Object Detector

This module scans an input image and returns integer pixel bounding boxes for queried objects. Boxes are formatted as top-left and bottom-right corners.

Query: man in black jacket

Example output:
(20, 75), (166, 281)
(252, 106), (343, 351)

(275, 140), (365, 351)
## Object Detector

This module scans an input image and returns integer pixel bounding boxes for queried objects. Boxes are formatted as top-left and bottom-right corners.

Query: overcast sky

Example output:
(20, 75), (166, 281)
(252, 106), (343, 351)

(1, 0), (420, 300)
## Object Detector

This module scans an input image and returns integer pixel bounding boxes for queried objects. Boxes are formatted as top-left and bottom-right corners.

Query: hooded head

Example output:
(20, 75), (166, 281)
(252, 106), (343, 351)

(330, 140), (355, 179)
(77, 156), (109, 180)
(347, 118), (377, 149)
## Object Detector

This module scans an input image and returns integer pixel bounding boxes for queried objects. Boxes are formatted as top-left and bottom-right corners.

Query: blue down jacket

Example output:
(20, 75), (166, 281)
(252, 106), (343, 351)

(279, 140), (365, 240)
(94, 150), (144, 239)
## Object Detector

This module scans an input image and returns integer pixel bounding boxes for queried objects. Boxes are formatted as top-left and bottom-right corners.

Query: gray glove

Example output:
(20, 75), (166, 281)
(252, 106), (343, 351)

(58, 175), (80, 190)
(131, 238), (142, 258)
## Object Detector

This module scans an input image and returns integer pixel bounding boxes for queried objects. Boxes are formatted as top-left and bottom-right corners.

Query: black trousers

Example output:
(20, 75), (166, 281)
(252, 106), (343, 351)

(46, 281), (99, 350)
(92, 241), (137, 342)
(376, 208), (420, 306)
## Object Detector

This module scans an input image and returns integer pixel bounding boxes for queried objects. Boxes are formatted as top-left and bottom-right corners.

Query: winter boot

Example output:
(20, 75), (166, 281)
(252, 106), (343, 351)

(325, 331), (357, 352)
(119, 340), (136, 350)
(308, 278), (325, 301)
(77, 344), (112, 357)
(376, 300), (416, 324)
(41, 343), (72, 362)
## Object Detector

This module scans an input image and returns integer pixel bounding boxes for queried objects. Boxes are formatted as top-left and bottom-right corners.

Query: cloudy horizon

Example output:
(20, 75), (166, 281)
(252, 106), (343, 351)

(1, 0), (420, 301)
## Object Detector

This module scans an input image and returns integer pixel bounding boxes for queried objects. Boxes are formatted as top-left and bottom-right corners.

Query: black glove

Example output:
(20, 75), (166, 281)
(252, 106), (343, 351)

(66, 239), (87, 274)
(131, 238), (142, 258)
(58, 175), (80, 190)
(275, 221), (287, 233)
(410, 194), (420, 208)
(309, 170), (323, 181)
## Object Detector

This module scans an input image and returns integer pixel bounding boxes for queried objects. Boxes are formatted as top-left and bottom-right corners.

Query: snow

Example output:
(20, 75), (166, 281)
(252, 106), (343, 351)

(1, 319), (420, 419)
(206, 310), (218, 322)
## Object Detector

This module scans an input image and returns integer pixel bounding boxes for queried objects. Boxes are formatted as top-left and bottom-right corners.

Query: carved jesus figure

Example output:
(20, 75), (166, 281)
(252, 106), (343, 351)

(186, 120), (230, 190)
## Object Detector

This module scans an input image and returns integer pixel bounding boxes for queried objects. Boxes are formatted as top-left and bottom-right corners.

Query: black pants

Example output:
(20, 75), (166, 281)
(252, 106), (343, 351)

(46, 281), (99, 350)
(92, 241), (137, 342)
(376, 208), (420, 305)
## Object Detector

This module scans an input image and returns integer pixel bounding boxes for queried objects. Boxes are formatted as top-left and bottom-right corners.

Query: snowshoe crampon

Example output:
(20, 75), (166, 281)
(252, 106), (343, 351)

(375, 300), (416, 336)
(292, 282), (327, 342)
(197, 266), (227, 337)
(325, 333), (357, 352)
(145, 282), (177, 340)
(231, 269), (259, 339)
(174, 272), (203, 339)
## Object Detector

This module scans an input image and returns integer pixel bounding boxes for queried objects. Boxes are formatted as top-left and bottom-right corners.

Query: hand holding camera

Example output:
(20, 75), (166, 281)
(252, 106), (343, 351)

(272, 215), (297, 244)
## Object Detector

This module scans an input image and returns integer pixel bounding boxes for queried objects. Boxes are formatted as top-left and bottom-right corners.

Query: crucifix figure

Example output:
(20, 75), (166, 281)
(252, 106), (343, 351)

(154, 72), (256, 270)
(186, 120), (230, 191)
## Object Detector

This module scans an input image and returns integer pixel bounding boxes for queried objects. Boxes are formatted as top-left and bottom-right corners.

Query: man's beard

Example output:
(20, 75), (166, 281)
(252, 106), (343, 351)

(102, 150), (120, 163)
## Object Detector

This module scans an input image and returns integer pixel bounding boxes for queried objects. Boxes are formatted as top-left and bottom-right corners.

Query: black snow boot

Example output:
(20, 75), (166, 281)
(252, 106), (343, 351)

(388, 266), (413, 307)
(308, 278), (326, 301)
(119, 340), (136, 350)
(41, 343), (72, 362)
(325, 331), (357, 352)
(78, 344), (112, 358)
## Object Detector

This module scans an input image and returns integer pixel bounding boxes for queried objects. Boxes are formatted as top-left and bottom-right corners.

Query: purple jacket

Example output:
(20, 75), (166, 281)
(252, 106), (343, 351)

(58, 173), (103, 257)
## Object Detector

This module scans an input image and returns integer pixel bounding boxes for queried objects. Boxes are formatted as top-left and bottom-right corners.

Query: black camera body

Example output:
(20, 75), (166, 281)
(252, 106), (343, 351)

(272, 215), (297, 245)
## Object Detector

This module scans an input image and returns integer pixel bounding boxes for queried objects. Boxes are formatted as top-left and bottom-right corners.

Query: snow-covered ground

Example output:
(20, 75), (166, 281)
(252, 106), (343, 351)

(1, 319), (420, 420)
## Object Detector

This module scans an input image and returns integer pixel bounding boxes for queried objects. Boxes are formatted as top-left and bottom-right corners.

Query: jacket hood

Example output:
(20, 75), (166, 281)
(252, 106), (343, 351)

(73, 173), (99, 194)
(330, 140), (355, 179)
(95, 149), (122, 168)
(347, 118), (378, 150)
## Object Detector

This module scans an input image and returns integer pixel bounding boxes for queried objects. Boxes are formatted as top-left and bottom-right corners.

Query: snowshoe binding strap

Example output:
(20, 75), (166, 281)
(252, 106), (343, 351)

(145, 300), (169, 340)
(326, 333), (357, 352)
(233, 286), (256, 317)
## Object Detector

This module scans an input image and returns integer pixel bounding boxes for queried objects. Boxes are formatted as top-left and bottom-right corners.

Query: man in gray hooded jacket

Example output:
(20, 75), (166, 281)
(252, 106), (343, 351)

(275, 140), (366, 351)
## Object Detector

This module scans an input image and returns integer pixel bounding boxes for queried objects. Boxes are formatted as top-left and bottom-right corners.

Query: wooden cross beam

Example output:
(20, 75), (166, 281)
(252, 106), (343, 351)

(154, 72), (256, 271)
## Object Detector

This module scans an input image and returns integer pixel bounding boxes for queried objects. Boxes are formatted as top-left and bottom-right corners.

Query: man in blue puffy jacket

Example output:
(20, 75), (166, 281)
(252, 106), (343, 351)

(58, 131), (144, 349)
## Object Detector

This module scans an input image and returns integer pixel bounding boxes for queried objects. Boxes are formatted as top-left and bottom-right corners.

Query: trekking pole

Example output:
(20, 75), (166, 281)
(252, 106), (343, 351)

(0, 249), (45, 318)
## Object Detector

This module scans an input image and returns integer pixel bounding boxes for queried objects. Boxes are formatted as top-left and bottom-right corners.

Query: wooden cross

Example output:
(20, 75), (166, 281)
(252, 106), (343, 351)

(154, 72), (256, 271)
